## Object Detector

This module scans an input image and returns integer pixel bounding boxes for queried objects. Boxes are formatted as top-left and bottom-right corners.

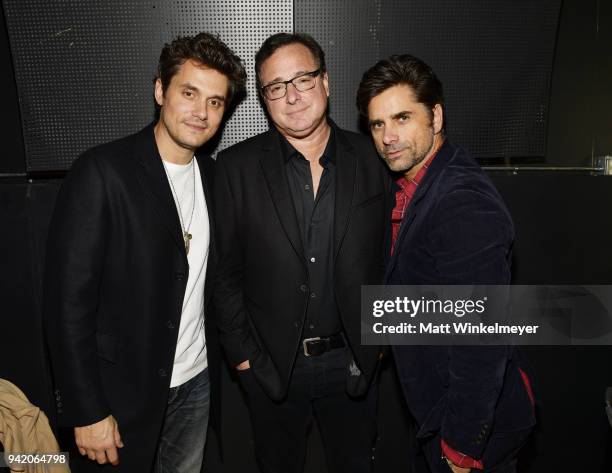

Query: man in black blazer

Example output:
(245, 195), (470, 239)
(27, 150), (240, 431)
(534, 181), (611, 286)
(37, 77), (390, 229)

(44, 33), (245, 472)
(357, 55), (536, 472)
(214, 33), (388, 473)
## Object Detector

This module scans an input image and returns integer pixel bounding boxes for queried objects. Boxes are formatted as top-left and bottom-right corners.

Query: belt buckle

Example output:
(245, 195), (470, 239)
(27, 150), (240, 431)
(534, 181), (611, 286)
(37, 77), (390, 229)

(302, 337), (322, 357)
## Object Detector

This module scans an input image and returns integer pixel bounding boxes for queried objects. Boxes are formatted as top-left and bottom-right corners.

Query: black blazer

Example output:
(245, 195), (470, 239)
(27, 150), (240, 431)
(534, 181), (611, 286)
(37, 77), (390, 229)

(387, 140), (536, 459)
(43, 123), (221, 471)
(214, 121), (389, 401)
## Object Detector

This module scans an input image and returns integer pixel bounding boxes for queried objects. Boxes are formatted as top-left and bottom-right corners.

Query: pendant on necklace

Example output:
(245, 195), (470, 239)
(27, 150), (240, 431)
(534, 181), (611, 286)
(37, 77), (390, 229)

(184, 232), (192, 254)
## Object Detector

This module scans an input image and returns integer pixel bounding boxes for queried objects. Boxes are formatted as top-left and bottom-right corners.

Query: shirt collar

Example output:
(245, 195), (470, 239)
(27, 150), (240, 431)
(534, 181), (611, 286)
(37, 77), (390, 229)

(277, 123), (336, 166)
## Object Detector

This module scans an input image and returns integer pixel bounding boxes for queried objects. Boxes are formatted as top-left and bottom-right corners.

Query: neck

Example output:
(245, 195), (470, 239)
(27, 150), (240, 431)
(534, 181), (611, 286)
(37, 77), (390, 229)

(404, 134), (444, 181)
(154, 121), (194, 165)
(283, 120), (331, 162)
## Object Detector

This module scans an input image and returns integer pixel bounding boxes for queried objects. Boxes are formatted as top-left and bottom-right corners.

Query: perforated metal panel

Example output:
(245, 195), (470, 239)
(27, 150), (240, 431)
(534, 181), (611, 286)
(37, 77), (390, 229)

(3, 0), (292, 171)
(296, 0), (561, 160)
(295, 0), (381, 132)
(166, 1), (293, 153)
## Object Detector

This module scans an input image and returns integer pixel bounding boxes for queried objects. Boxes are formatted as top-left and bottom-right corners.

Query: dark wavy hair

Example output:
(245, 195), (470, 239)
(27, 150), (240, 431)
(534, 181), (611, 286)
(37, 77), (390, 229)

(254, 33), (326, 90)
(356, 54), (445, 130)
(156, 32), (246, 105)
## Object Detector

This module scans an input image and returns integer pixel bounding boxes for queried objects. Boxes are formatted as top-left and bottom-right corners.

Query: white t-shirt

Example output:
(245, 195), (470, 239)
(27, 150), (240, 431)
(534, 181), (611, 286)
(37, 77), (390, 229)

(163, 158), (209, 388)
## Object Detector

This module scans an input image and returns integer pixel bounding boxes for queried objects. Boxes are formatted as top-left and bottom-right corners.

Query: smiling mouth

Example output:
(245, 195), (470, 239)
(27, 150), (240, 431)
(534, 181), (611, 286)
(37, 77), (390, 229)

(185, 122), (208, 131)
(287, 108), (309, 116)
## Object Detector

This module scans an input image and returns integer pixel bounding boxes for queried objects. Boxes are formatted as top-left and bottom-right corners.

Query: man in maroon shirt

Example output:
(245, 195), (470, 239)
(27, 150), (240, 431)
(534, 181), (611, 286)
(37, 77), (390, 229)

(356, 55), (535, 473)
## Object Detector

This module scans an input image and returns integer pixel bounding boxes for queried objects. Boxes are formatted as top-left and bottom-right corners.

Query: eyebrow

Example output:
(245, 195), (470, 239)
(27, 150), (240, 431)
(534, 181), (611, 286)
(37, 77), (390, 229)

(367, 110), (413, 127)
(179, 82), (199, 91)
(265, 70), (311, 85)
(179, 83), (226, 101)
(208, 95), (226, 102)
(392, 110), (412, 119)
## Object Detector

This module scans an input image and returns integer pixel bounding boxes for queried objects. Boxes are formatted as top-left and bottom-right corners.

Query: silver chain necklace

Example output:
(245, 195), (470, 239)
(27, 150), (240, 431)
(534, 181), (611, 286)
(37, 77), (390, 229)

(162, 158), (196, 254)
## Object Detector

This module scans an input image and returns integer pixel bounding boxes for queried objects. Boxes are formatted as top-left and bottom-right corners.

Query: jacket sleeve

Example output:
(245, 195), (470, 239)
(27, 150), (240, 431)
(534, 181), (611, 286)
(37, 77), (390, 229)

(43, 152), (111, 427)
(213, 153), (261, 367)
(429, 187), (515, 459)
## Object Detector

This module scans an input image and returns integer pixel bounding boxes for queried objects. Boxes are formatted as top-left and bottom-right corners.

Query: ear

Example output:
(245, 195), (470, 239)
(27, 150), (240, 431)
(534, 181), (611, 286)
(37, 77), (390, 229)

(321, 72), (330, 97)
(154, 78), (164, 107)
(432, 104), (443, 134)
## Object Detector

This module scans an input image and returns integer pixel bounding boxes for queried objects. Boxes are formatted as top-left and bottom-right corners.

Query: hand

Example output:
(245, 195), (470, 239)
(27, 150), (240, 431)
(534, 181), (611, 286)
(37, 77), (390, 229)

(236, 360), (250, 371)
(446, 459), (471, 473)
(74, 414), (124, 465)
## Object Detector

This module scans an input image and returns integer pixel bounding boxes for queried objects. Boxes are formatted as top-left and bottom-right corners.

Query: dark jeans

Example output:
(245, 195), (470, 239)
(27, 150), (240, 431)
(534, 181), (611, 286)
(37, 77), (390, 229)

(238, 347), (378, 473)
(421, 428), (533, 473)
(154, 367), (210, 473)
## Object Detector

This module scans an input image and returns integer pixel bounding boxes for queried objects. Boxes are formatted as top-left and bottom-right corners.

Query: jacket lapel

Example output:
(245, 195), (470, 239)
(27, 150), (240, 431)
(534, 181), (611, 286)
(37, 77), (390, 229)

(258, 131), (306, 262)
(134, 123), (187, 260)
(196, 153), (215, 253)
(333, 124), (357, 259)
(195, 153), (215, 306)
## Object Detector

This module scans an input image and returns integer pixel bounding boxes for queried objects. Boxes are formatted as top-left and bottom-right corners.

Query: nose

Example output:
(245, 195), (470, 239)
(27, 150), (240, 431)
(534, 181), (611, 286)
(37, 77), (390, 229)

(193, 99), (208, 120)
(382, 124), (398, 146)
(285, 82), (301, 104)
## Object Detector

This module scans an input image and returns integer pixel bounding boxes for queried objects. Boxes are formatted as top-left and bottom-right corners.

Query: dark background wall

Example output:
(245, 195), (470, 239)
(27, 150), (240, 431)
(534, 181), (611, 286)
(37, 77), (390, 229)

(1, 1), (611, 472)
(298, 0), (561, 162)
(547, 0), (612, 166)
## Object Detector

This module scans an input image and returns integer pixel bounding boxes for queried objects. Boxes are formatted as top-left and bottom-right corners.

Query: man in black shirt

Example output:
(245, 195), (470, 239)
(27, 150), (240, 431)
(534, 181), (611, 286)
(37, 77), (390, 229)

(214, 33), (389, 473)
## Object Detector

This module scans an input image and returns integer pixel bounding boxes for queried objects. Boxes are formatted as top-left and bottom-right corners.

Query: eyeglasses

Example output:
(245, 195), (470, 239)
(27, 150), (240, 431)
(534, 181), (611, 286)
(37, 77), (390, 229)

(261, 69), (321, 101)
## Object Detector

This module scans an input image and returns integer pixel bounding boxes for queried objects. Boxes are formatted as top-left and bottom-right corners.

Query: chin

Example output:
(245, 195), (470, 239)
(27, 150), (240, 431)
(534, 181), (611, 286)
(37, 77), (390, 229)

(176, 138), (202, 151)
(281, 125), (313, 138)
(383, 156), (406, 171)
(287, 119), (314, 130)
(389, 165), (409, 174)
(189, 130), (213, 144)
(291, 127), (314, 136)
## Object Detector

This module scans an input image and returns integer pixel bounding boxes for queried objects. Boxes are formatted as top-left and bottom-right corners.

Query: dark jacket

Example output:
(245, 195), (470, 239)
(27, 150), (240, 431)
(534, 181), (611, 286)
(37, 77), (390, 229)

(43, 123), (221, 471)
(214, 121), (389, 401)
(387, 140), (536, 459)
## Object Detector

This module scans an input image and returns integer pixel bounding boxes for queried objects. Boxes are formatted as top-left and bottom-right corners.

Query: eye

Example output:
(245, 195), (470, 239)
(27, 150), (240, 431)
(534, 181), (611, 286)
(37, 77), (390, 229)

(397, 114), (409, 122)
(208, 98), (224, 109)
(296, 76), (312, 84)
(183, 90), (194, 98)
(370, 121), (384, 130)
(269, 84), (284, 94)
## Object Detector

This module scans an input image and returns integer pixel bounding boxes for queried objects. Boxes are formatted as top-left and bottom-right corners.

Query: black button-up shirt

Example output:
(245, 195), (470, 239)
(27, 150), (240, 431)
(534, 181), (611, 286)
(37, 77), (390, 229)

(280, 126), (342, 337)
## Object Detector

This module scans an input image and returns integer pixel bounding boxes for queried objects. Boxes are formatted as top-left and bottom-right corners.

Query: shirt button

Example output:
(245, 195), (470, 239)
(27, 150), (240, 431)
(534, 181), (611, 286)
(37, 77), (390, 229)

(299, 284), (308, 293)
(167, 320), (175, 329)
(309, 324), (314, 329)
(310, 292), (316, 299)
(158, 369), (167, 377)
(295, 320), (302, 328)
(310, 257), (316, 263)
(304, 184), (311, 190)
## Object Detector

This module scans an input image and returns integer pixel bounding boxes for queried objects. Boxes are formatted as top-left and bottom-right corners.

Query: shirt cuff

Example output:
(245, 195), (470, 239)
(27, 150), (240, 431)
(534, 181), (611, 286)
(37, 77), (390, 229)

(441, 438), (484, 470)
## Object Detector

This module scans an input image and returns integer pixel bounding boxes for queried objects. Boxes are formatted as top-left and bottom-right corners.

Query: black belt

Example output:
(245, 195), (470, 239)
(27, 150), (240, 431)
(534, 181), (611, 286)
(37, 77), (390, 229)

(301, 333), (346, 357)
